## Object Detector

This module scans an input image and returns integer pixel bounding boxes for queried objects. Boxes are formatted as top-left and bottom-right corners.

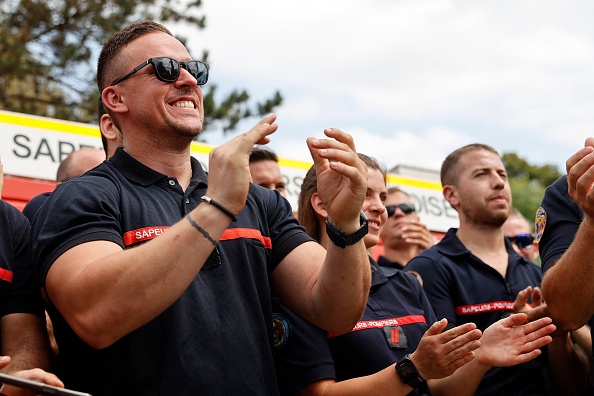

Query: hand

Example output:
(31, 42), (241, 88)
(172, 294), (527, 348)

(565, 137), (594, 220)
(205, 114), (278, 216)
(400, 220), (435, 250)
(0, 368), (64, 396)
(513, 286), (550, 324)
(475, 313), (555, 368)
(410, 318), (482, 380)
(306, 128), (367, 232)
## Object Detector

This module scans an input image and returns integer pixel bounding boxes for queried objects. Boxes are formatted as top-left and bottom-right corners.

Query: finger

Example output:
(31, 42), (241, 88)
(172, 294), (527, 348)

(242, 114), (278, 146)
(446, 350), (477, 372)
(566, 150), (594, 196)
(0, 356), (9, 369)
(308, 139), (362, 170)
(513, 287), (531, 311)
(447, 336), (482, 359)
(566, 146), (594, 175)
(521, 333), (554, 355)
(531, 287), (543, 307)
(522, 317), (554, 336)
(512, 348), (543, 365)
(424, 318), (448, 336)
(499, 313), (529, 328)
(586, 137), (594, 148)
(525, 305), (550, 323)
(323, 127), (357, 152)
(440, 323), (479, 344)
(445, 328), (482, 354)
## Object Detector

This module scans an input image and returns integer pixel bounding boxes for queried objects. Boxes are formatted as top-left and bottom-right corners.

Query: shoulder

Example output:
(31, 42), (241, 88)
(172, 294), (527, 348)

(0, 200), (29, 238)
(407, 245), (445, 270)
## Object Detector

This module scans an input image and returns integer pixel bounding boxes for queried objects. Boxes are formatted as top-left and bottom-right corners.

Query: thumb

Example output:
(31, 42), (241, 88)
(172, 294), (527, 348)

(513, 286), (531, 310)
(500, 312), (528, 328)
(241, 114), (278, 146)
(424, 318), (448, 336)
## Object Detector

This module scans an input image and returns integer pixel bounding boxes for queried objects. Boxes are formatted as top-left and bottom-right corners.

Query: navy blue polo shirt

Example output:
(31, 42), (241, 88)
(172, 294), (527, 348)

(406, 229), (546, 395)
(538, 176), (594, 379)
(31, 148), (312, 396)
(274, 257), (435, 396)
(377, 255), (405, 270)
(22, 192), (51, 224)
(0, 200), (43, 317)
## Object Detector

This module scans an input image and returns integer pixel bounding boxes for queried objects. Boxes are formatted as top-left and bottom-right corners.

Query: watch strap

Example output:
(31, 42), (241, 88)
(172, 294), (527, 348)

(395, 354), (426, 389)
(325, 211), (368, 249)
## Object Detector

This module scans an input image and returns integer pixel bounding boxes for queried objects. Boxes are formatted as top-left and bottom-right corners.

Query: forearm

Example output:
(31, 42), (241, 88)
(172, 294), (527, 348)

(542, 217), (594, 329)
(295, 365), (412, 396)
(311, 241), (370, 333)
(547, 331), (591, 396)
(47, 204), (231, 348)
(0, 314), (52, 373)
(429, 359), (490, 396)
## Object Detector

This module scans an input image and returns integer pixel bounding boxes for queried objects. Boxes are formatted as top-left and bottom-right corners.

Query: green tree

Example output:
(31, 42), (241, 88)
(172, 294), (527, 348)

(501, 152), (562, 221)
(0, 0), (282, 135)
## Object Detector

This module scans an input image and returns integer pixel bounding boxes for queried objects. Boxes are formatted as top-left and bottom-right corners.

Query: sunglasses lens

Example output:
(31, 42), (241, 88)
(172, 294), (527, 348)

(153, 57), (179, 82)
(399, 203), (416, 214)
(386, 203), (416, 217)
(513, 234), (534, 249)
(187, 61), (209, 85)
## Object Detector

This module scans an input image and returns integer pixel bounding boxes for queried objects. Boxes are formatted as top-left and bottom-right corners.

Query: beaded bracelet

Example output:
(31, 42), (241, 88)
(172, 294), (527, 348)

(201, 196), (237, 222)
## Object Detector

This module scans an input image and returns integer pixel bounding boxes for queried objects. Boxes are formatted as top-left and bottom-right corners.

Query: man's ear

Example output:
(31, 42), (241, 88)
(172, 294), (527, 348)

(443, 185), (460, 209)
(100, 114), (118, 140)
(310, 193), (328, 219)
(101, 87), (128, 115)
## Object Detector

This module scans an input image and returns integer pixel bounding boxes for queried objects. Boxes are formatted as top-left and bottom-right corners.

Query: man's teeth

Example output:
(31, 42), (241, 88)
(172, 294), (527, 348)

(173, 101), (194, 108)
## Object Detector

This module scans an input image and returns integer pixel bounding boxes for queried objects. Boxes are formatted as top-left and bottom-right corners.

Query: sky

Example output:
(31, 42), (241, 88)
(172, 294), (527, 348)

(172, 0), (594, 175)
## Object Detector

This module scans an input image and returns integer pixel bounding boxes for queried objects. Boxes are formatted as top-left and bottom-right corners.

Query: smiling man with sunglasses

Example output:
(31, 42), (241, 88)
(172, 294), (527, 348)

(378, 187), (435, 271)
(30, 21), (372, 396)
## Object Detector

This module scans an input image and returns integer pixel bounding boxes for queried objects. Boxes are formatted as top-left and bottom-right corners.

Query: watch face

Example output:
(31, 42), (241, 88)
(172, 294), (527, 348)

(396, 356), (423, 388)
(399, 362), (414, 377)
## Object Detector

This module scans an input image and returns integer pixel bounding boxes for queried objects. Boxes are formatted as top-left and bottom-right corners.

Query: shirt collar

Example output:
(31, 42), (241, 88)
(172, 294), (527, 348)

(109, 147), (208, 187)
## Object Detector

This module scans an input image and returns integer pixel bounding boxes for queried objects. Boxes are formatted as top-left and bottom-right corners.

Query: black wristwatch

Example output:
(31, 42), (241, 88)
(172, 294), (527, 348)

(395, 354), (426, 389)
(325, 211), (368, 249)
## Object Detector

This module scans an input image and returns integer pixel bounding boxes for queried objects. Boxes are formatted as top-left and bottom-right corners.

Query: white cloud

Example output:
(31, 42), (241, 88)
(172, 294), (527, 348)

(178, 0), (594, 174)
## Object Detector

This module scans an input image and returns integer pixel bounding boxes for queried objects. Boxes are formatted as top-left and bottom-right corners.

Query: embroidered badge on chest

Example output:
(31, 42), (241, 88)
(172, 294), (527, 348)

(383, 325), (407, 349)
(534, 207), (547, 243)
(272, 313), (291, 349)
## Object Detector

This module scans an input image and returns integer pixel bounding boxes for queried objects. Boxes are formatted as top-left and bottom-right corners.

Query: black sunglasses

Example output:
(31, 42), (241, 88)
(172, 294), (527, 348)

(111, 57), (209, 86)
(386, 203), (416, 217)
(508, 233), (535, 249)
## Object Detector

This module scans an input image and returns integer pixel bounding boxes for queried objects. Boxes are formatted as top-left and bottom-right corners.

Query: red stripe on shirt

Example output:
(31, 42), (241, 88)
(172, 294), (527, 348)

(123, 226), (170, 247)
(0, 268), (13, 282)
(455, 301), (525, 315)
(220, 228), (272, 249)
(327, 315), (426, 338)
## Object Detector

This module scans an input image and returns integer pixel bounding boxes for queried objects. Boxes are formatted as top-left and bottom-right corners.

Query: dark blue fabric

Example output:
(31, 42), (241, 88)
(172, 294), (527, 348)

(0, 200), (43, 317)
(274, 257), (434, 396)
(31, 147), (312, 396)
(407, 229), (547, 396)
(539, 175), (594, 389)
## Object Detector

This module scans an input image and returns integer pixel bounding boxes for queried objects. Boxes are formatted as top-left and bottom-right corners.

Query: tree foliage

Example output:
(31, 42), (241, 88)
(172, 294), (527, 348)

(501, 152), (562, 221)
(0, 0), (282, 135)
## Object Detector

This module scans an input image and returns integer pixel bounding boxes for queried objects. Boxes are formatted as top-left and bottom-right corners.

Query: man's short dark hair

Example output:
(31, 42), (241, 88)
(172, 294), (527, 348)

(249, 148), (279, 164)
(97, 21), (172, 92)
(440, 144), (499, 186)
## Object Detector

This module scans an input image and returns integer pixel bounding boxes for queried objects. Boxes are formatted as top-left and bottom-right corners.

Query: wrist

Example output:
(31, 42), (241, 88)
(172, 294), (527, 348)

(395, 353), (426, 389)
(326, 211), (368, 249)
